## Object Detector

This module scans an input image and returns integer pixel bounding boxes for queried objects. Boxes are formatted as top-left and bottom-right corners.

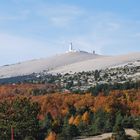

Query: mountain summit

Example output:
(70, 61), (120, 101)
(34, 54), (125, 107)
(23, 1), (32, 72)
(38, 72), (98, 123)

(0, 50), (105, 78)
(0, 46), (140, 78)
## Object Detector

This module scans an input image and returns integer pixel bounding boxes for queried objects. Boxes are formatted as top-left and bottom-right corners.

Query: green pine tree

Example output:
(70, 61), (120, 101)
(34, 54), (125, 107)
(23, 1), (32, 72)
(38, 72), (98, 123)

(0, 98), (40, 140)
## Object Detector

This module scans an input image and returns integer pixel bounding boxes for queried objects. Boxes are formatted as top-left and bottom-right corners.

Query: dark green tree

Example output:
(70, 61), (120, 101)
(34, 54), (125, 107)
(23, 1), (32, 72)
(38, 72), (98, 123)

(104, 119), (113, 132)
(0, 98), (40, 140)
(68, 104), (76, 116)
(39, 112), (53, 139)
(134, 117), (140, 130)
(41, 112), (53, 129)
(122, 116), (134, 128)
(114, 112), (123, 127)
(58, 116), (79, 140)
(94, 70), (100, 81)
(91, 117), (103, 134)
(61, 124), (79, 140)
(112, 124), (128, 140)
(112, 112), (128, 140)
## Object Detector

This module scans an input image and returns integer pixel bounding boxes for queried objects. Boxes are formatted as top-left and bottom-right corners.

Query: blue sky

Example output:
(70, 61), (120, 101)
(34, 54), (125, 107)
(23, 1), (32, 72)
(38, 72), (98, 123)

(0, 0), (140, 65)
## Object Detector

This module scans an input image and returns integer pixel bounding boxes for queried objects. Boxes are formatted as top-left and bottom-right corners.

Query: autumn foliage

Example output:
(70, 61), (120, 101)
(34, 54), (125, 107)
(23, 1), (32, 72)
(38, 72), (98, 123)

(0, 84), (139, 118)
(46, 131), (56, 140)
(32, 90), (140, 118)
(0, 83), (139, 140)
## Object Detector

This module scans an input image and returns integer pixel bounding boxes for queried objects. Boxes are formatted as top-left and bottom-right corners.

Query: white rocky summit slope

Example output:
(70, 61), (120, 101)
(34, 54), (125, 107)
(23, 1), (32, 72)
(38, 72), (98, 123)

(0, 51), (105, 78)
(0, 51), (140, 78)
(50, 52), (140, 74)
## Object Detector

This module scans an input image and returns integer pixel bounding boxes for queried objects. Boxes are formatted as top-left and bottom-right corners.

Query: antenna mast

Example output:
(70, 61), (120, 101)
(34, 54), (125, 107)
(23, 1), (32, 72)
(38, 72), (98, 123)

(69, 42), (73, 52)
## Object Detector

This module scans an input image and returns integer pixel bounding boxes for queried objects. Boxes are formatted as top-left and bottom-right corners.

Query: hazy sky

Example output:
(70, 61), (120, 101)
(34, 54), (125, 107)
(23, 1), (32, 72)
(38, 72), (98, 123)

(0, 0), (140, 66)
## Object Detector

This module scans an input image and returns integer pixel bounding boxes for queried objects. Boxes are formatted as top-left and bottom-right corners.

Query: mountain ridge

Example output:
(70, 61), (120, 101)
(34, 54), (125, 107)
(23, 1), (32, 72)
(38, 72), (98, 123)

(50, 52), (140, 74)
(0, 51), (140, 79)
(0, 51), (106, 78)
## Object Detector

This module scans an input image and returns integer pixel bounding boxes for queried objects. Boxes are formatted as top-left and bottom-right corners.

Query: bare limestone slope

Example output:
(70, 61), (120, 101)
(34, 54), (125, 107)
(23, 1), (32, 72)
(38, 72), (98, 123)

(0, 51), (104, 78)
(50, 52), (140, 74)
(76, 129), (139, 140)
(0, 51), (140, 79)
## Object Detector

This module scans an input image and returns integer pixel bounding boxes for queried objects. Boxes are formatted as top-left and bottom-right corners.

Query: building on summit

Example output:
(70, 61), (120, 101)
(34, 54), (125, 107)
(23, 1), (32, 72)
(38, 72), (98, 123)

(68, 42), (77, 52)
(67, 42), (96, 54)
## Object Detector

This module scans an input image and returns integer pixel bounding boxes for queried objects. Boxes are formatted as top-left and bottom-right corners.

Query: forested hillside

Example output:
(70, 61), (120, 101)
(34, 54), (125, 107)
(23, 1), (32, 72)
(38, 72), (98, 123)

(0, 82), (139, 140)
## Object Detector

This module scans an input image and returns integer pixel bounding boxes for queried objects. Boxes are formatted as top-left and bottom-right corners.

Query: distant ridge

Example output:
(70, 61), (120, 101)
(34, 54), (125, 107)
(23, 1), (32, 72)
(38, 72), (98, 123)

(0, 51), (105, 78)
(0, 51), (140, 78)
(50, 52), (140, 74)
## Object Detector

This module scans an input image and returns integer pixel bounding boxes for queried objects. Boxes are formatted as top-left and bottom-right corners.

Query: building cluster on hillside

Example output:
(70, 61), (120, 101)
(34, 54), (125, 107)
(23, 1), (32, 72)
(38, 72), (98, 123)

(54, 60), (140, 92)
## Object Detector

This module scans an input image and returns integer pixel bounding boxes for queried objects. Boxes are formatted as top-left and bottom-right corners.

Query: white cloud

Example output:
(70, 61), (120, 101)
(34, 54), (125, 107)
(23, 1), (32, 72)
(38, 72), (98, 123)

(0, 1), (140, 66)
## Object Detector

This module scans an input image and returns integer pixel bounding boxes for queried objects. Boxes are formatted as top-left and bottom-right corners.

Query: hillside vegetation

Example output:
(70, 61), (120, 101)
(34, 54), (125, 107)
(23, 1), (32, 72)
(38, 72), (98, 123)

(0, 82), (139, 140)
(0, 59), (140, 140)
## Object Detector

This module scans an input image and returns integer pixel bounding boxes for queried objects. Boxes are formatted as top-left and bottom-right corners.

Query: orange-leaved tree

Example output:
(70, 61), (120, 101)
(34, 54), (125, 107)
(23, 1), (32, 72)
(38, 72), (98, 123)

(82, 111), (90, 124)
(46, 131), (56, 140)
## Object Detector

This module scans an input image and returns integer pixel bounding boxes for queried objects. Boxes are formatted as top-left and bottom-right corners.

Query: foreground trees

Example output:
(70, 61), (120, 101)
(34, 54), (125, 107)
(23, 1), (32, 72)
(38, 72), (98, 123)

(112, 124), (128, 140)
(0, 87), (139, 140)
(0, 98), (40, 140)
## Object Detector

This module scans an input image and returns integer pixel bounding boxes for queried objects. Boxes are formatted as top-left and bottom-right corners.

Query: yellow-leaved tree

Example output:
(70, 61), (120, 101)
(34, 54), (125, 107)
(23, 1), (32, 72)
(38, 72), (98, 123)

(69, 115), (75, 125)
(46, 131), (56, 140)
(82, 111), (89, 124)
(73, 115), (81, 126)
